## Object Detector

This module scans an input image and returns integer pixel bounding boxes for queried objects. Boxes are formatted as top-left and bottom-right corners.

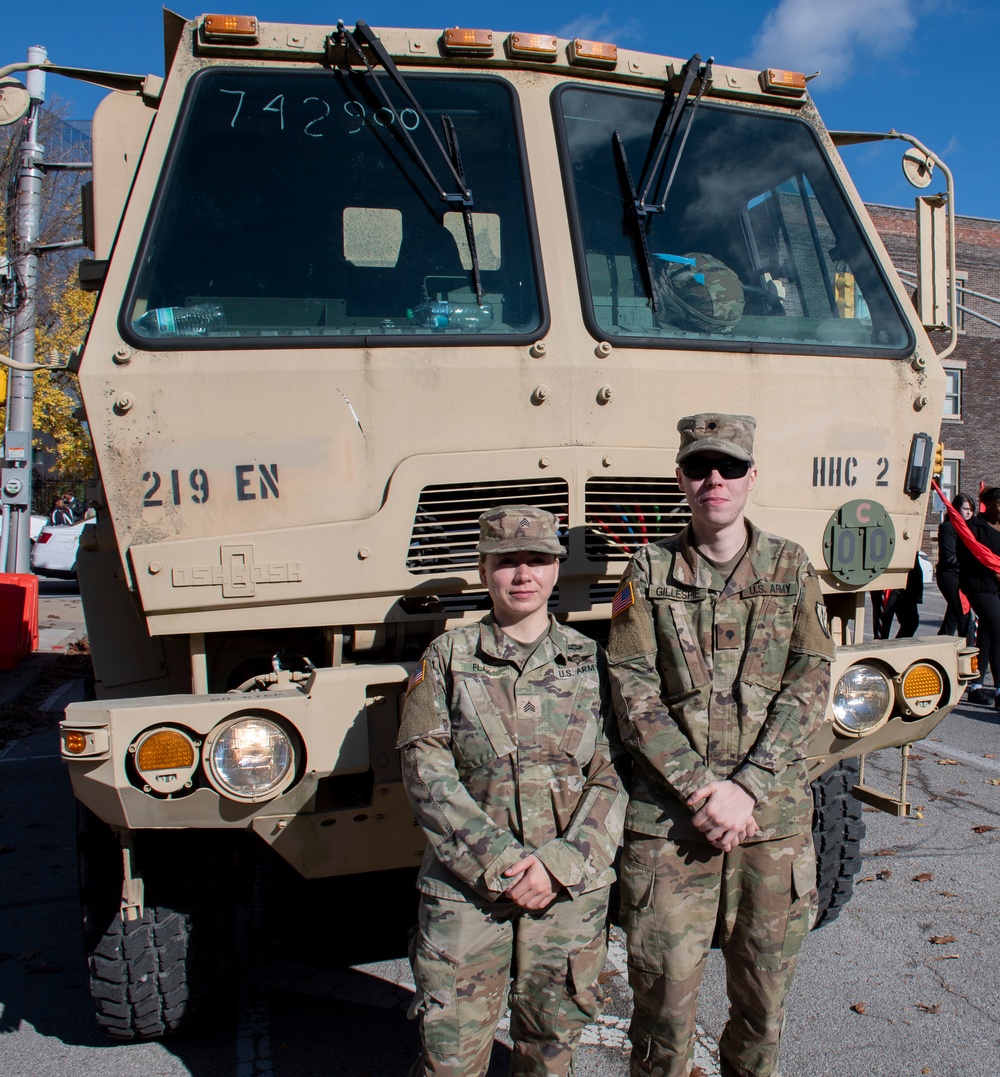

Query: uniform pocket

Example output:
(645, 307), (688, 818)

(784, 839), (818, 953)
(451, 673), (515, 769)
(565, 930), (608, 1023)
(619, 853), (661, 975)
(408, 936), (459, 1057)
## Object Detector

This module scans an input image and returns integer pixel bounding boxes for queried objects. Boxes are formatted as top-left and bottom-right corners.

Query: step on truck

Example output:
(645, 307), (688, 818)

(5, 11), (975, 1038)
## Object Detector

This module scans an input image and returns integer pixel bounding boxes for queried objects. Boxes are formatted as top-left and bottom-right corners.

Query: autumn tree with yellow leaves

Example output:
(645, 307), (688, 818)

(1, 98), (95, 481)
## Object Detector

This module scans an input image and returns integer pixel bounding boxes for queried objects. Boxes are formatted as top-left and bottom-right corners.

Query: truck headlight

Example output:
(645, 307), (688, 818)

(203, 715), (296, 802)
(832, 664), (893, 737)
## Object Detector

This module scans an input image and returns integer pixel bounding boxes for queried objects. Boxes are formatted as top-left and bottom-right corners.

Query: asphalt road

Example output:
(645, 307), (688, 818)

(0, 589), (997, 1076)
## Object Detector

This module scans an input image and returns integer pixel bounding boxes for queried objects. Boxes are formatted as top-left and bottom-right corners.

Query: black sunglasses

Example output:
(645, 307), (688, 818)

(679, 455), (752, 480)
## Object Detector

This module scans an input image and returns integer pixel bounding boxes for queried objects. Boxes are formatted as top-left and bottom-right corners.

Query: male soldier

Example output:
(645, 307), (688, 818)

(398, 505), (626, 1077)
(606, 414), (834, 1077)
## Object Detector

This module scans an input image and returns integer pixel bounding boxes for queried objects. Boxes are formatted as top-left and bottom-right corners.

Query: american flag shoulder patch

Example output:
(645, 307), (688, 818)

(407, 661), (427, 693)
(611, 581), (635, 618)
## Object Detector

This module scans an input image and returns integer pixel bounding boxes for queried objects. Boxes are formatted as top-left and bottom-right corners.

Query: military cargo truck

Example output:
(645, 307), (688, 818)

(12, 12), (974, 1038)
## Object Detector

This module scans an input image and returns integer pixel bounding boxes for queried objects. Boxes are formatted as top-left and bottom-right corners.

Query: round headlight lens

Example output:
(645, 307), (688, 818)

(207, 717), (293, 801)
(833, 664), (893, 737)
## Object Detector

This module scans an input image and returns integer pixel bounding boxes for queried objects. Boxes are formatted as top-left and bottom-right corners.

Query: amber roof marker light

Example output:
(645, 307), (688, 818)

(441, 28), (495, 56)
(569, 39), (619, 69)
(201, 14), (260, 44)
(759, 68), (807, 96)
(505, 33), (559, 61)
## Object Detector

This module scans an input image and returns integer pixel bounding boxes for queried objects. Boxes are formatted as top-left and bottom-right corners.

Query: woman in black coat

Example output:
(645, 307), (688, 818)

(937, 493), (976, 643)
(957, 488), (1000, 706)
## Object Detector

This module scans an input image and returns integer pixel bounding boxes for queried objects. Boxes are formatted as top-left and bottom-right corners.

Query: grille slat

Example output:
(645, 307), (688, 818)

(407, 476), (690, 576)
(408, 479), (570, 575)
(585, 477), (689, 559)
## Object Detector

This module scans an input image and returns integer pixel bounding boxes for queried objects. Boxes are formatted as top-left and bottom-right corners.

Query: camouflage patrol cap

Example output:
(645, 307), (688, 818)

(652, 252), (745, 333)
(477, 505), (566, 559)
(676, 413), (756, 464)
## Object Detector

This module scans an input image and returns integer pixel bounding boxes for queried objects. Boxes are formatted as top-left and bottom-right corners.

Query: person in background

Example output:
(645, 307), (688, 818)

(937, 493), (976, 644)
(958, 487), (1000, 707)
(61, 490), (87, 522)
(49, 498), (73, 526)
(874, 555), (923, 639)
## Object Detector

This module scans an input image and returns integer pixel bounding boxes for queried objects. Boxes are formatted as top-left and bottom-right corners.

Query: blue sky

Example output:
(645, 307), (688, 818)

(5, 0), (997, 220)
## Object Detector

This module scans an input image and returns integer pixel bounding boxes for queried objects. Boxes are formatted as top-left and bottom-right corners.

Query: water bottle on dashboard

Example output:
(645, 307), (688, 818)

(407, 298), (493, 331)
(133, 302), (227, 336)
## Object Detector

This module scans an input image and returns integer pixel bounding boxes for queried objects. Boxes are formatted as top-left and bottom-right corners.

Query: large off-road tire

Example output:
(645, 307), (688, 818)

(811, 758), (866, 928)
(77, 807), (238, 1039)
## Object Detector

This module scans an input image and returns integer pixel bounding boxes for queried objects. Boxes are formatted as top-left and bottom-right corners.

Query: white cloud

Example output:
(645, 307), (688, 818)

(743, 0), (918, 87)
(556, 10), (642, 46)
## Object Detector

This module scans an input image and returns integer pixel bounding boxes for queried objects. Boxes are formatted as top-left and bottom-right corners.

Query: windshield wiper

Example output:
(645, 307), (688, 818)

(613, 54), (713, 311)
(333, 21), (485, 305)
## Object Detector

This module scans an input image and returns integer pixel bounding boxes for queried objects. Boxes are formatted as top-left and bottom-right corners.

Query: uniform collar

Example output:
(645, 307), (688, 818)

(477, 612), (568, 665)
(672, 519), (768, 591)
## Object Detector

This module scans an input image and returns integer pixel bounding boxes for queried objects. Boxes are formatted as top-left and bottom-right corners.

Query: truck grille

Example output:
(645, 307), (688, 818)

(407, 479), (570, 575)
(585, 477), (689, 558)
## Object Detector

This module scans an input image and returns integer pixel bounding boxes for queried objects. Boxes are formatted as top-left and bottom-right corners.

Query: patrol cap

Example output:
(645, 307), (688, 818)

(477, 505), (566, 559)
(676, 413), (756, 464)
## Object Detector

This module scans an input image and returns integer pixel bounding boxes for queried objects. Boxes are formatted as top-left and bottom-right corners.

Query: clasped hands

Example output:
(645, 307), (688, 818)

(502, 854), (560, 910)
(686, 780), (758, 852)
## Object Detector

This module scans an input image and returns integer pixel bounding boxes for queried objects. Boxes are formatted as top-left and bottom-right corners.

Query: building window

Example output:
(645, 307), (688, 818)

(949, 272), (968, 331)
(943, 367), (962, 419)
(933, 458), (960, 519)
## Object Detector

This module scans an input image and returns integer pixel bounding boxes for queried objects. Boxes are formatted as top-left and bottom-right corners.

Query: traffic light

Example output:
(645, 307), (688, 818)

(933, 441), (945, 477)
(835, 271), (856, 318)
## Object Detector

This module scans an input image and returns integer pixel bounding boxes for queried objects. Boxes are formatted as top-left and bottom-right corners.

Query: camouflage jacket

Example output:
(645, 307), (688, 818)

(397, 614), (626, 901)
(606, 521), (834, 842)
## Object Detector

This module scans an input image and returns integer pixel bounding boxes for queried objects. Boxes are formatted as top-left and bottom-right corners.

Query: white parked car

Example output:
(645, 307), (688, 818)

(31, 519), (88, 578)
(918, 550), (934, 588)
(0, 513), (50, 544)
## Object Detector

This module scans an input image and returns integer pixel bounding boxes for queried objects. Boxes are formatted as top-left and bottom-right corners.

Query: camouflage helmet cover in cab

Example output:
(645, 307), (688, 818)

(652, 252), (745, 333)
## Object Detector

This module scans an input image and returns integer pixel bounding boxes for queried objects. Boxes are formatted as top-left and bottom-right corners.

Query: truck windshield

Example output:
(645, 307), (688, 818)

(125, 71), (544, 345)
(555, 85), (913, 355)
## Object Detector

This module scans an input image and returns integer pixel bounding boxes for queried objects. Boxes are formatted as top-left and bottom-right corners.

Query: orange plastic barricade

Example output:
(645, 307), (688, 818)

(0, 573), (39, 670)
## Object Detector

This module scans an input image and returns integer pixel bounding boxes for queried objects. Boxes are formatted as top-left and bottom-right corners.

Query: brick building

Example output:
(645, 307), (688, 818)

(867, 204), (1000, 549)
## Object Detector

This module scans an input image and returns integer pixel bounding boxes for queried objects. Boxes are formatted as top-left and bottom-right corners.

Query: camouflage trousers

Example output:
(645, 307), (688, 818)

(620, 830), (816, 1077)
(407, 884), (610, 1077)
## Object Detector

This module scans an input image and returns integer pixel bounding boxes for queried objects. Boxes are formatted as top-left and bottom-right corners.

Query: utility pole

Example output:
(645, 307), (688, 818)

(1, 46), (45, 573)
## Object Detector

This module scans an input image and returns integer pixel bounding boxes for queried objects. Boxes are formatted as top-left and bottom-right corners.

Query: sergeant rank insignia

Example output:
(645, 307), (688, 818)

(611, 581), (635, 618)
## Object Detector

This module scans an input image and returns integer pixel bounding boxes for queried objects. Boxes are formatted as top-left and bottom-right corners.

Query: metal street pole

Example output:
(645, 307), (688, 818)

(3, 46), (45, 573)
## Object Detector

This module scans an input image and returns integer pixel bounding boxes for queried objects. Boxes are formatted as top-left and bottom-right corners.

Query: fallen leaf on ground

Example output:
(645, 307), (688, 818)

(985, 754), (996, 759)
(876, 869), (892, 880)
(915, 1002), (942, 1014)
(912, 872), (934, 882)
(988, 779), (1000, 786)
(874, 848), (897, 857)
(937, 890), (958, 898)
(691, 1069), (708, 1077)
(930, 935), (956, 945)
(936, 759), (959, 765)
(850, 1002), (867, 1015)
(972, 825), (997, 833)
(909, 754), (924, 761)
(597, 970), (620, 984)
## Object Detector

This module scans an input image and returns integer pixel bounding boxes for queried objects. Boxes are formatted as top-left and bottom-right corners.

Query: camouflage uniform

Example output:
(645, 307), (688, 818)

(607, 520), (833, 1077)
(398, 508), (626, 1077)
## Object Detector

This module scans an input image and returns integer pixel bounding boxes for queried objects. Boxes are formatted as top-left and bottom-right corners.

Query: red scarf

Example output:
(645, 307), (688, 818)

(932, 479), (1000, 579)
